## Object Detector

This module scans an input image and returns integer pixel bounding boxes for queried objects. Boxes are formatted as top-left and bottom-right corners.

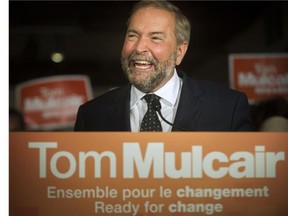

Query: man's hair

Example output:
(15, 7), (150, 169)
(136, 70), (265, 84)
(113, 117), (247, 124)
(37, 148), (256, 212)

(127, 0), (191, 45)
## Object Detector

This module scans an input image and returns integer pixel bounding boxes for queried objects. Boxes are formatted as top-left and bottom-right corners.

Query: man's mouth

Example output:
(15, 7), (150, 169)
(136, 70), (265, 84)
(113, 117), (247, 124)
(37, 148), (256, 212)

(133, 60), (153, 70)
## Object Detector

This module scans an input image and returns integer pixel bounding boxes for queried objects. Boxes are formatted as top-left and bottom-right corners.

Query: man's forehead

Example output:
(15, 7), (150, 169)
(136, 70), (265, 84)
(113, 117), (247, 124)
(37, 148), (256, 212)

(129, 7), (176, 30)
(131, 6), (175, 23)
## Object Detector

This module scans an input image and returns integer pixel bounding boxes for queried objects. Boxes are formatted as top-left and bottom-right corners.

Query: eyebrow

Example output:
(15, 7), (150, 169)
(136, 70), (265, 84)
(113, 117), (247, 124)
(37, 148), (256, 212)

(149, 32), (166, 37)
(127, 29), (166, 37)
(127, 29), (138, 34)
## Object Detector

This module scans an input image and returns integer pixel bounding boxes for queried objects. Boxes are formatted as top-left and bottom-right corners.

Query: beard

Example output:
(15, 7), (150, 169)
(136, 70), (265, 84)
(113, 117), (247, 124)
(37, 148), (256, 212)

(121, 50), (177, 93)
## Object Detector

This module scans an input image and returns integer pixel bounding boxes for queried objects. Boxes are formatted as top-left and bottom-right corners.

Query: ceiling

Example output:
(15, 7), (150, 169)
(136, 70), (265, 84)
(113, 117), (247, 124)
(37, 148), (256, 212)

(9, 1), (278, 87)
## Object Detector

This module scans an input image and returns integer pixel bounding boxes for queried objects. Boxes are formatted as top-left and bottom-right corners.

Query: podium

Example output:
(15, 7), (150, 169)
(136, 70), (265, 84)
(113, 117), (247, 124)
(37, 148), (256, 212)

(10, 132), (288, 215)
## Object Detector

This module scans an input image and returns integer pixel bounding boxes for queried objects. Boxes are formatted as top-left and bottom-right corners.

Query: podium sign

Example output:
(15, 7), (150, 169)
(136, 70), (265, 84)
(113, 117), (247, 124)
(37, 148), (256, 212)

(10, 132), (288, 215)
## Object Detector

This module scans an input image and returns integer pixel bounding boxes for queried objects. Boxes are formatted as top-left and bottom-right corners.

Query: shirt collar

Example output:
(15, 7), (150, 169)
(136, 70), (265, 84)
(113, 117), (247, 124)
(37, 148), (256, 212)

(130, 68), (181, 109)
(154, 69), (180, 107)
(130, 85), (146, 110)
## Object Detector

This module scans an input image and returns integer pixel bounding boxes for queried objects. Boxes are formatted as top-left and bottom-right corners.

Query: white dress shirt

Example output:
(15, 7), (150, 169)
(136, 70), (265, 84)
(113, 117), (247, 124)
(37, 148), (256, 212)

(130, 69), (183, 132)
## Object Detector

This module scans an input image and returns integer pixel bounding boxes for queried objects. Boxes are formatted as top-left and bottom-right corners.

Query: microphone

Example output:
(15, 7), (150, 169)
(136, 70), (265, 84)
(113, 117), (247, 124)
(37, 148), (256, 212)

(151, 98), (189, 131)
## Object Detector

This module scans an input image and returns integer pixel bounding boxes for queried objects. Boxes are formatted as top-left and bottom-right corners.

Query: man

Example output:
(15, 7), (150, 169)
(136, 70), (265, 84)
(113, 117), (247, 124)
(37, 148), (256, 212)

(74, 0), (254, 132)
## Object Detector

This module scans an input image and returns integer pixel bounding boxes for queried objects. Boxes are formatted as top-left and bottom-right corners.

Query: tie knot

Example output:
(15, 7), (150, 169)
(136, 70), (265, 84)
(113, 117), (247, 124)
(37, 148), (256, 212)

(143, 94), (159, 105)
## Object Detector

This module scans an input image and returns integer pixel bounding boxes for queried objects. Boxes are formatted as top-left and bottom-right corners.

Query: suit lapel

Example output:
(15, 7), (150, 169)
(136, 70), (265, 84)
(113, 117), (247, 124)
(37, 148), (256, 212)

(173, 72), (202, 131)
(108, 84), (131, 131)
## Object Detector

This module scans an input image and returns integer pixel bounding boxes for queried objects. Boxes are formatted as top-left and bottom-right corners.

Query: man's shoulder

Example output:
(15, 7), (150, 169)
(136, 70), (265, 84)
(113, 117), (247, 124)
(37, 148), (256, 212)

(182, 73), (243, 99)
(197, 79), (241, 96)
(178, 70), (241, 96)
(81, 84), (130, 109)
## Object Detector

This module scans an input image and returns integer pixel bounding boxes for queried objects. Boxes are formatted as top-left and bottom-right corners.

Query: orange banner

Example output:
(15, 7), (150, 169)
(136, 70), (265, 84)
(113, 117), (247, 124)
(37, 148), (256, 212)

(15, 75), (92, 130)
(229, 53), (288, 103)
(10, 132), (288, 216)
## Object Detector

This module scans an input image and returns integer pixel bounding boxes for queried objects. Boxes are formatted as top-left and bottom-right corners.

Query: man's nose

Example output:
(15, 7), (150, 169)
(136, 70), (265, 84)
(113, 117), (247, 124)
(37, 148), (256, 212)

(134, 37), (149, 53)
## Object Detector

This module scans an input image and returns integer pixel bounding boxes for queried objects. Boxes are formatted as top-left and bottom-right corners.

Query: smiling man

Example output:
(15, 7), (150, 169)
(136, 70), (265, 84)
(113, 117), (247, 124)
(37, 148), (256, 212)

(74, 0), (254, 132)
(121, 5), (188, 93)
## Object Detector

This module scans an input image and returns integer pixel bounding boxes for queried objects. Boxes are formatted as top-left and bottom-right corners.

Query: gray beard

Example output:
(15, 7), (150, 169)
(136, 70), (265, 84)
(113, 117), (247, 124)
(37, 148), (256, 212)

(121, 51), (177, 93)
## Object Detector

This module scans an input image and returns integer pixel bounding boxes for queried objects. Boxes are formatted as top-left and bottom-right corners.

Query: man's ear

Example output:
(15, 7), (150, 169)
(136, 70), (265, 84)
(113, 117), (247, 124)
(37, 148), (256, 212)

(176, 42), (188, 65)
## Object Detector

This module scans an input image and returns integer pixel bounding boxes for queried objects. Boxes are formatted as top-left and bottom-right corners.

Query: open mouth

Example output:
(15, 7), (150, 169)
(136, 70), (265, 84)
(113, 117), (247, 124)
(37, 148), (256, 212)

(133, 60), (154, 70)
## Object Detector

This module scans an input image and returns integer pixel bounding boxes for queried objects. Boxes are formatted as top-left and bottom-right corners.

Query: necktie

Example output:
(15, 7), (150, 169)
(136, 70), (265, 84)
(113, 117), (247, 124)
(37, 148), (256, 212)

(140, 94), (162, 131)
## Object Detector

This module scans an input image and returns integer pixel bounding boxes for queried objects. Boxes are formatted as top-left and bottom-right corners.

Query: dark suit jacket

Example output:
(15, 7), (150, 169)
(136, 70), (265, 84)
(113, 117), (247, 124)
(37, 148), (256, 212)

(74, 71), (254, 131)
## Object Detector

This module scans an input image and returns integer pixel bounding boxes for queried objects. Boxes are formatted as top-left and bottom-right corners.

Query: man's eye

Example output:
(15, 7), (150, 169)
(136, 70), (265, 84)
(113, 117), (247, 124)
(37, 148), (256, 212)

(127, 34), (137, 39)
(152, 37), (163, 41)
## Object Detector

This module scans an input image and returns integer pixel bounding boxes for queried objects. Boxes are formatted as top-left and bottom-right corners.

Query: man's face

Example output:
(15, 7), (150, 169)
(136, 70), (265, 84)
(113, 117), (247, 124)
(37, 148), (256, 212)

(121, 7), (179, 93)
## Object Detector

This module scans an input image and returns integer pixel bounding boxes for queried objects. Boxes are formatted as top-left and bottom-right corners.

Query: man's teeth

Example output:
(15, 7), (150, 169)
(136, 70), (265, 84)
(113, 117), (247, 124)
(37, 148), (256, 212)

(134, 61), (152, 69)
(135, 60), (150, 64)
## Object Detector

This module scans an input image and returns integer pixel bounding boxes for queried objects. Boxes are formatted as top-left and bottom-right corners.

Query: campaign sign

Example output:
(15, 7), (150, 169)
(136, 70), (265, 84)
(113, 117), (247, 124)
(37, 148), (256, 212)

(10, 132), (288, 215)
(15, 75), (92, 130)
(229, 53), (288, 103)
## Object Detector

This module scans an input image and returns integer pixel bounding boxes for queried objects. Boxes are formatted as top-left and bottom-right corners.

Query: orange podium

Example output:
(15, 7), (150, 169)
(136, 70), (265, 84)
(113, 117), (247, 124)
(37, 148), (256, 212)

(10, 132), (288, 215)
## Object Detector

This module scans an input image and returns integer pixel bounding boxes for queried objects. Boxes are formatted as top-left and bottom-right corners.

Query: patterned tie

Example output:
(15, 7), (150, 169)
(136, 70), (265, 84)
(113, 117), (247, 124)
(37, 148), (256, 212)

(140, 94), (162, 131)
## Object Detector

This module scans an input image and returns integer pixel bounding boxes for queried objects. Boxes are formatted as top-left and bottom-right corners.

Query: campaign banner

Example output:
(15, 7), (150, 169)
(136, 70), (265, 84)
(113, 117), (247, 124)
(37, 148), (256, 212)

(10, 132), (288, 216)
(15, 75), (92, 130)
(229, 53), (288, 103)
